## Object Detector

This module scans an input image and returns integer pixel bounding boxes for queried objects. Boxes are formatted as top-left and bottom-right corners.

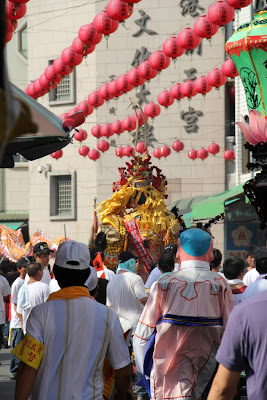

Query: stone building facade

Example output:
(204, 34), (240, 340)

(5, 0), (231, 248)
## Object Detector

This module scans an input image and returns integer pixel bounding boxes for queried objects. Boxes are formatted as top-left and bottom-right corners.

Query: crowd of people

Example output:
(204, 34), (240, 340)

(0, 231), (266, 399)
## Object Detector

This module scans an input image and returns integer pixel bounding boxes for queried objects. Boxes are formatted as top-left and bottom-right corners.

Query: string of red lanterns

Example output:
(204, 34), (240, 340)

(24, 0), (141, 99)
(5, 0), (28, 44)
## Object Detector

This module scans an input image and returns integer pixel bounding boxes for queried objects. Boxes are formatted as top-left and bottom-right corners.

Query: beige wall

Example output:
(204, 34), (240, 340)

(8, 0), (228, 243)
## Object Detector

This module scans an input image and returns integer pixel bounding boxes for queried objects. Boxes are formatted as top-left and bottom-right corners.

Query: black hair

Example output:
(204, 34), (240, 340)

(223, 258), (245, 280)
(245, 246), (256, 258)
(26, 262), (42, 278)
(210, 248), (222, 270)
(90, 247), (104, 263)
(255, 247), (267, 275)
(159, 253), (174, 274)
(163, 243), (178, 257)
(53, 264), (90, 288)
(149, 262), (159, 272)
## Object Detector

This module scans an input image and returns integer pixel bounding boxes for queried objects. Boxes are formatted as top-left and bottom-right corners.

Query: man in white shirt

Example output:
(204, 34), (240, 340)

(243, 247), (267, 301)
(145, 244), (179, 289)
(32, 241), (53, 285)
(107, 251), (148, 334)
(0, 271), (11, 356)
(17, 262), (49, 333)
(13, 240), (131, 400)
(10, 257), (28, 379)
(243, 246), (258, 286)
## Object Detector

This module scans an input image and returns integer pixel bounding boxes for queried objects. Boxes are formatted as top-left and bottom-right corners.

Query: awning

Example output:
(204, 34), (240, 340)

(182, 212), (192, 228)
(191, 184), (245, 221)
(2, 221), (24, 230)
(0, 83), (72, 168)
(168, 195), (209, 215)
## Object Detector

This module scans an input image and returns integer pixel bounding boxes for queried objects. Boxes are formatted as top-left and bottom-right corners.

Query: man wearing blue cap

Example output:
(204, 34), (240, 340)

(134, 228), (234, 400)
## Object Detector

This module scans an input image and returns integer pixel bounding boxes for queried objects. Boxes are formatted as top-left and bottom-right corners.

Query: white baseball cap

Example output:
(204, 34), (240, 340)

(84, 266), (98, 291)
(55, 240), (90, 270)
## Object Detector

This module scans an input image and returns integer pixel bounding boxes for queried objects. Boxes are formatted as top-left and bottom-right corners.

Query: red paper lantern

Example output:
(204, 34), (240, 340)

(111, 120), (125, 135)
(149, 51), (171, 71)
(6, 1), (26, 20)
(77, 101), (94, 117)
(6, 19), (17, 32)
(208, 142), (220, 155)
(144, 102), (161, 119)
(225, 0), (252, 9)
(197, 148), (209, 160)
(79, 145), (90, 157)
(25, 83), (37, 98)
(161, 145), (171, 157)
(208, 1), (235, 26)
(91, 125), (102, 138)
(5, 31), (13, 44)
(9, 0), (28, 3)
(207, 68), (227, 88)
(51, 150), (63, 159)
(177, 28), (201, 50)
(162, 36), (184, 59)
(221, 58), (239, 78)
(61, 47), (83, 67)
(106, 0), (134, 22)
(39, 74), (51, 92)
(132, 110), (149, 126)
(170, 83), (185, 101)
(116, 74), (134, 93)
(88, 91), (105, 108)
(153, 148), (162, 159)
(194, 76), (212, 96)
(188, 149), (198, 160)
(108, 81), (123, 98)
(158, 90), (174, 108)
(180, 81), (197, 99)
(123, 145), (134, 157)
(72, 37), (95, 56)
(193, 15), (219, 39)
(44, 65), (60, 83)
(88, 149), (100, 160)
(224, 149), (235, 160)
(127, 68), (144, 87)
(78, 23), (103, 45)
(122, 116), (136, 131)
(93, 11), (119, 35)
(116, 146), (124, 157)
(100, 123), (114, 138)
(98, 83), (114, 101)
(53, 58), (71, 76)
(138, 60), (158, 81)
(136, 142), (146, 154)
(97, 140), (110, 152)
(74, 129), (88, 142)
(59, 113), (68, 120)
(172, 140), (184, 152)
(33, 79), (47, 96)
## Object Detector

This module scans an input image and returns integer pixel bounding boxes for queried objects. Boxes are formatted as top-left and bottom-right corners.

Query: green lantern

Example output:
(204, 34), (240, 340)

(226, 11), (267, 117)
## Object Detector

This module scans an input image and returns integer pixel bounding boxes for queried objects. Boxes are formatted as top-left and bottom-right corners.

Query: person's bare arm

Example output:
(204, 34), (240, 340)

(16, 309), (23, 326)
(114, 364), (131, 400)
(139, 297), (148, 306)
(207, 364), (241, 400)
(15, 362), (37, 400)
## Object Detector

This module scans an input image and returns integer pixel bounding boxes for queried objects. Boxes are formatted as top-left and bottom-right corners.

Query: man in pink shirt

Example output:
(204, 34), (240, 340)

(133, 228), (234, 400)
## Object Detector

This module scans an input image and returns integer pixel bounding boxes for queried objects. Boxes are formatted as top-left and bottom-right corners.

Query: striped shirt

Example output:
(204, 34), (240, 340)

(26, 296), (130, 400)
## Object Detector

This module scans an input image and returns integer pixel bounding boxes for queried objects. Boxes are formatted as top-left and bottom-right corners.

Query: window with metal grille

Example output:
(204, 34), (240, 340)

(57, 176), (72, 214)
(50, 172), (76, 220)
(48, 60), (76, 105)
